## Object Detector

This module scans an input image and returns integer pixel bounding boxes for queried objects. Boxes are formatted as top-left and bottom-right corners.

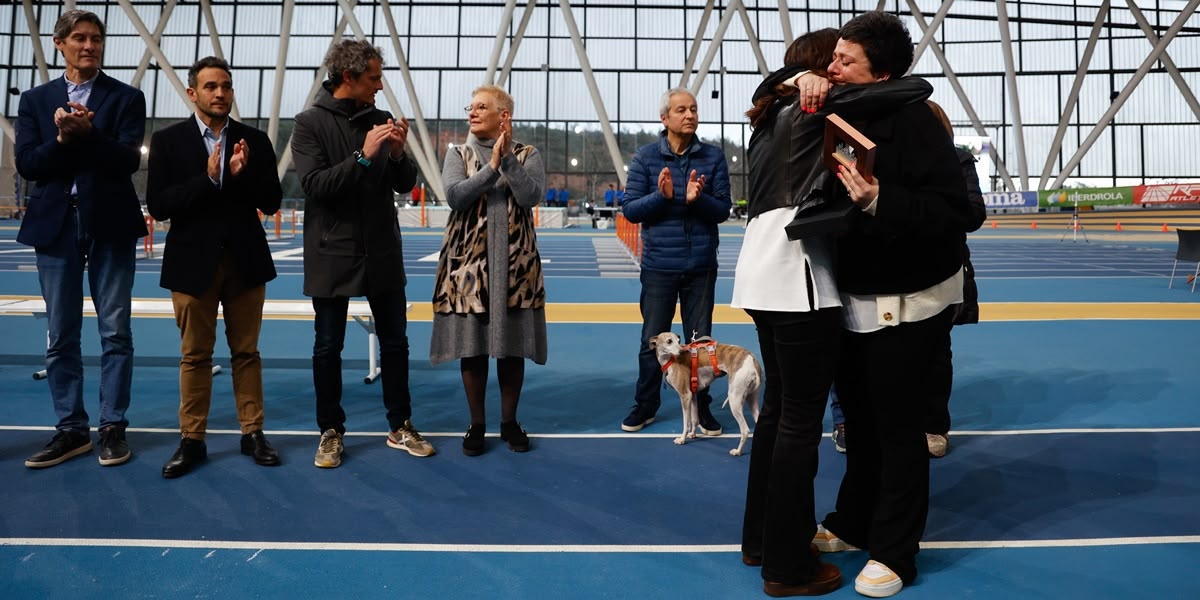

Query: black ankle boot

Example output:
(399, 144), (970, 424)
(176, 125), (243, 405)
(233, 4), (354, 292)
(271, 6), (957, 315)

(500, 421), (529, 453)
(462, 424), (486, 457)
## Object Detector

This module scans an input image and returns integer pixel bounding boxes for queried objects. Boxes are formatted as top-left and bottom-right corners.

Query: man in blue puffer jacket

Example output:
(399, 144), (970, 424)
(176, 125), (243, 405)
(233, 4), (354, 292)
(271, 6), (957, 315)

(620, 88), (732, 434)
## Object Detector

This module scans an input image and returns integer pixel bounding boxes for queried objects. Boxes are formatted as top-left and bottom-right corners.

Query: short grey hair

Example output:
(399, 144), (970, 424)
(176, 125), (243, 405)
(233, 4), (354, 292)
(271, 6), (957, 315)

(659, 88), (695, 117)
(323, 39), (384, 87)
(472, 85), (514, 114)
(53, 10), (105, 42)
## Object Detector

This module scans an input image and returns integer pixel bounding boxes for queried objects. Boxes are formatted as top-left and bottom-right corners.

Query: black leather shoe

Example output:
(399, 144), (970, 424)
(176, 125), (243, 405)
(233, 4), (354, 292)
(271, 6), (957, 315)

(240, 430), (281, 466)
(162, 438), (207, 479)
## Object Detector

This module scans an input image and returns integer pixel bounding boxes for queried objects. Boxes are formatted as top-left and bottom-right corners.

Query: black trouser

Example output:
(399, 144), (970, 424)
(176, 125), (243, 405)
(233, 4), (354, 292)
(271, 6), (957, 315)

(925, 320), (954, 436)
(822, 306), (954, 585)
(312, 292), (412, 434)
(741, 307), (841, 584)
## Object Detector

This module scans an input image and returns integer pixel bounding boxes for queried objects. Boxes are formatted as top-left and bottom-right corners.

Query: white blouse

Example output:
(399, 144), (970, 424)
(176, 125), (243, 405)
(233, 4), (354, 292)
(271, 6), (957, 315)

(731, 206), (842, 312)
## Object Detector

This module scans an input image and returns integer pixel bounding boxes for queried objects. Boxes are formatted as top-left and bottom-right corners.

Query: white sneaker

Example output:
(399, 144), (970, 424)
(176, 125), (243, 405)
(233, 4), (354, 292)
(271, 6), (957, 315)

(813, 524), (857, 552)
(854, 560), (902, 597)
(926, 433), (948, 458)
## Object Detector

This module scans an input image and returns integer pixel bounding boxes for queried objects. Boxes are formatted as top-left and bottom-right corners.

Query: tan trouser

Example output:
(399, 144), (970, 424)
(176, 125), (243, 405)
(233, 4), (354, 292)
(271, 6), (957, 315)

(171, 255), (267, 440)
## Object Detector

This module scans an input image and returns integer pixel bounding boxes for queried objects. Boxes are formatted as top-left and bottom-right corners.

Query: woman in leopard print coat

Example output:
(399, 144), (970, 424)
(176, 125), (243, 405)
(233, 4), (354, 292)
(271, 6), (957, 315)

(432, 85), (546, 456)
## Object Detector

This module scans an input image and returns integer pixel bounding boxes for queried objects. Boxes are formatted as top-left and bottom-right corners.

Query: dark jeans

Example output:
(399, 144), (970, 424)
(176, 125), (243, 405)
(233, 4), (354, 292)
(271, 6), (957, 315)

(313, 292), (412, 433)
(741, 308), (841, 584)
(634, 268), (717, 412)
(822, 306), (955, 585)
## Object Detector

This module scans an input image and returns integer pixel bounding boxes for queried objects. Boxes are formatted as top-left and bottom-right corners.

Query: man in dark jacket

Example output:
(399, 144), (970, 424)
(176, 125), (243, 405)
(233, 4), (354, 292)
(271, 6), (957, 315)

(620, 88), (732, 434)
(147, 57), (283, 478)
(291, 39), (434, 468)
(17, 10), (146, 469)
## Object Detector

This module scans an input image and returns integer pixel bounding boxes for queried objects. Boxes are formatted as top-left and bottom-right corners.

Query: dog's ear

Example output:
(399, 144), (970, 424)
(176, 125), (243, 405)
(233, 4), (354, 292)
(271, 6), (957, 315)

(647, 336), (658, 350)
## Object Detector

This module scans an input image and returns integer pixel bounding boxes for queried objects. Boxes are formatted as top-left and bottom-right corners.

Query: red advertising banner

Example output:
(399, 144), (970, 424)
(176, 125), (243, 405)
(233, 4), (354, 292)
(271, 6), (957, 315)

(1136, 183), (1200, 205)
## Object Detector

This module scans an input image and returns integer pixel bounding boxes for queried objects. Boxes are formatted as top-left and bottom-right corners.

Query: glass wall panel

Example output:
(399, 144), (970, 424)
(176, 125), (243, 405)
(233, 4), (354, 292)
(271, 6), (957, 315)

(620, 72), (672, 123)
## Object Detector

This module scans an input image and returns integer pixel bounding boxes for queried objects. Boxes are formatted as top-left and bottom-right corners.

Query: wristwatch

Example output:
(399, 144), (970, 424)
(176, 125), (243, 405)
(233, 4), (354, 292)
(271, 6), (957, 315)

(353, 150), (372, 168)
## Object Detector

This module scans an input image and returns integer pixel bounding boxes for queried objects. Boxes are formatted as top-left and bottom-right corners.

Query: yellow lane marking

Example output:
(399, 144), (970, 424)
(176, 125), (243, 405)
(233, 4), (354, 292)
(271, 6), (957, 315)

(4, 296), (1198, 322)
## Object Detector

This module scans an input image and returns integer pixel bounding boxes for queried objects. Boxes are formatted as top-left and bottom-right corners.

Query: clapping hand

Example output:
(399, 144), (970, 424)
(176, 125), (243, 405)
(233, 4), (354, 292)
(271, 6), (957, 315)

(207, 141), (222, 182)
(657, 167), (674, 200)
(229, 139), (249, 177)
(491, 114), (513, 170)
(362, 122), (394, 160)
(54, 102), (95, 143)
(684, 169), (706, 204)
(387, 117), (409, 160)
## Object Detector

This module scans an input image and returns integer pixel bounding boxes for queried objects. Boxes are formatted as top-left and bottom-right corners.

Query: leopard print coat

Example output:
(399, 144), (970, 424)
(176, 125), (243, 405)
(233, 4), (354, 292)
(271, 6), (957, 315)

(432, 142), (546, 314)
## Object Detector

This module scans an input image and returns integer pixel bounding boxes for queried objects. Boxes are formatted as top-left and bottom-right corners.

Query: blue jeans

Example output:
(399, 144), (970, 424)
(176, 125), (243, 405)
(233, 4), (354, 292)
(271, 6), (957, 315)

(35, 208), (136, 434)
(829, 385), (844, 426)
(312, 292), (412, 433)
(634, 268), (717, 412)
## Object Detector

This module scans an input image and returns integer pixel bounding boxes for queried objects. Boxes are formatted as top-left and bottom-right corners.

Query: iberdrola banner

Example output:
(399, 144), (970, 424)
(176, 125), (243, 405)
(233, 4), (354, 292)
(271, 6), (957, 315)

(1038, 187), (1135, 208)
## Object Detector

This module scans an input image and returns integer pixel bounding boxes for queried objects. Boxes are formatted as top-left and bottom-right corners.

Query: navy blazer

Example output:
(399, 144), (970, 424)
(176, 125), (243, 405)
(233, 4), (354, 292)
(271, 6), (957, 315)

(15, 72), (148, 247)
(146, 118), (283, 297)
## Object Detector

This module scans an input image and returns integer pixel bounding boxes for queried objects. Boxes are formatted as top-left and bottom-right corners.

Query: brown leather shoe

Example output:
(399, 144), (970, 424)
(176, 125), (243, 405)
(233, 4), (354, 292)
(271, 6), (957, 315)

(763, 562), (841, 597)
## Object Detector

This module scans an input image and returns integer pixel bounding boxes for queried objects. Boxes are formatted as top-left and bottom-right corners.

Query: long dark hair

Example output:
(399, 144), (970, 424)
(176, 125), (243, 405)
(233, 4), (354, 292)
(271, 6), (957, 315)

(746, 28), (839, 128)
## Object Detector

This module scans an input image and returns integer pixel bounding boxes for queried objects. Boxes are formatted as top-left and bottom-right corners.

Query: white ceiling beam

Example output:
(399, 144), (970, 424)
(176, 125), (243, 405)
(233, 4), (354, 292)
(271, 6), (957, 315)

(1038, 1), (1108, 191)
(559, 0), (627, 187)
(1051, 0), (1200, 189)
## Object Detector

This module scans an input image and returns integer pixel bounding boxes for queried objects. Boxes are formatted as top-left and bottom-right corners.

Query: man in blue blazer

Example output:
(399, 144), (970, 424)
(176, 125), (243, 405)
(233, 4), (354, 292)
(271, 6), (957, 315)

(147, 57), (284, 478)
(15, 10), (147, 469)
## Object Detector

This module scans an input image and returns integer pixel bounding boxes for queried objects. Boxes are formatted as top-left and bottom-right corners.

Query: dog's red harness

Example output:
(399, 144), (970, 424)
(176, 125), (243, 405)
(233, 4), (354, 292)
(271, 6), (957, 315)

(661, 337), (724, 393)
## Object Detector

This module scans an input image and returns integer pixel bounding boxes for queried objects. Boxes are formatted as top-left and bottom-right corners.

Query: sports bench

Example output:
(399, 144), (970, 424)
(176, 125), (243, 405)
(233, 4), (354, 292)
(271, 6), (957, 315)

(0, 296), (404, 384)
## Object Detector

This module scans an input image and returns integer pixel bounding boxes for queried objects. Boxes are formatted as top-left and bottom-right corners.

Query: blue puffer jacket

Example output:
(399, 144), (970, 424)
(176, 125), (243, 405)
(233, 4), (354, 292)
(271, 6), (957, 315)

(622, 132), (731, 272)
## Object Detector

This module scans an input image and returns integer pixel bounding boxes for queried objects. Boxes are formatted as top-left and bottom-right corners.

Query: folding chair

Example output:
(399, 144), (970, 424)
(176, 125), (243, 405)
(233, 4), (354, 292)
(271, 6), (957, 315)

(1168, 228), (1200, 293)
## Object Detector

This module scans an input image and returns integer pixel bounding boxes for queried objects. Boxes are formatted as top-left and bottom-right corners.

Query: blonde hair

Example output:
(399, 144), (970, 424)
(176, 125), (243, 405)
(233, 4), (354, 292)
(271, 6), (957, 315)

(472, 85), (514, 114)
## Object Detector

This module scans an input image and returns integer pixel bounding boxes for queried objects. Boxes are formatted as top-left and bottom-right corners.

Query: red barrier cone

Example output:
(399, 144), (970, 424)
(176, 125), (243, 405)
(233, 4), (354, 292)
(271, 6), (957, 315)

(991, 221), (997, 229)
(1030, 221), (1037, 229)
(1115, 222), (1122, 231)
(1163, 224), (1170, 232)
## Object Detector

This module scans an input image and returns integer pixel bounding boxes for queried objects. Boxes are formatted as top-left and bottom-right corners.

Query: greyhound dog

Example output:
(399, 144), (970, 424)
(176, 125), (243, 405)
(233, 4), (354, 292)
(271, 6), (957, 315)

(648, 332), (762, 456)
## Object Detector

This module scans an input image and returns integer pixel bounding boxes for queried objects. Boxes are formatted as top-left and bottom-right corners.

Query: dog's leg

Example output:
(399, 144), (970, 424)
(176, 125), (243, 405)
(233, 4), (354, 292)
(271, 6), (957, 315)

(686, 395), (699, 440)
(727, 376), (751, 456)
(675, 391), (691, 445)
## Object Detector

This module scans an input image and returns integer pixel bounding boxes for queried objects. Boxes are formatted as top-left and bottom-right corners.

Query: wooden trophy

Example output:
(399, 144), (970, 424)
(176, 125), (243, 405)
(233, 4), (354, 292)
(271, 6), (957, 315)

(823, 113), (876, 182)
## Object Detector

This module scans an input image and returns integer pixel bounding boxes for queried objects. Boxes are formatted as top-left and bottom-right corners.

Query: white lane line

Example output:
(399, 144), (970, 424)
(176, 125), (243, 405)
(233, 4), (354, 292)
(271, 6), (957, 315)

(2, 537), (1197, 551)
(270, 248), (305, 260)
(3, 426), (1199, 436)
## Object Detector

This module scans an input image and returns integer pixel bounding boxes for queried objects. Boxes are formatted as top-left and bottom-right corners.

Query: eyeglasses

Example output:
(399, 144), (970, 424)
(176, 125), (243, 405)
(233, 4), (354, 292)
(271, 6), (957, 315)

(464, 104), (491, 114)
